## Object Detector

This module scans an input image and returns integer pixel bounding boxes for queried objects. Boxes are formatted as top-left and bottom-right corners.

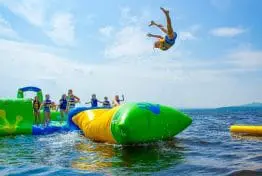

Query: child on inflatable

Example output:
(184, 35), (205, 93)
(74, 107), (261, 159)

(40, 94), (53, 126)
(112, 95), (125, 107)
(147, 7), (177, 51)
(33, 96), (41, 126)
(85, 94), (103, 108)
(58, 94), (67, 123)
(67, 89), (80, 111)
(102, 96), (111, 108)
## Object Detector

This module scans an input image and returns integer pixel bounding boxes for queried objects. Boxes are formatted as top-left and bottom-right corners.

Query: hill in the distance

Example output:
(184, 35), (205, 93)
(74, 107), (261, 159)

(241, 102), (262, 107)
(217, 102), (262, 109)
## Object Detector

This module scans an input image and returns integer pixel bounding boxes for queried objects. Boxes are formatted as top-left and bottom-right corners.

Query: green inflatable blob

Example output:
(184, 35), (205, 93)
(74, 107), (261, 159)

(50, 111), (63, 121)
(40, 110), (64, 122)
(0, 99), (33, 136)
(110, 103), (192, 144)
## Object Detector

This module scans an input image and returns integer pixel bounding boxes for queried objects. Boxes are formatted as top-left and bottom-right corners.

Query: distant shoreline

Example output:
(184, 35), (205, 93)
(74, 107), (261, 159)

(217, 102), (262, 109)
(177, 102), (262, 110)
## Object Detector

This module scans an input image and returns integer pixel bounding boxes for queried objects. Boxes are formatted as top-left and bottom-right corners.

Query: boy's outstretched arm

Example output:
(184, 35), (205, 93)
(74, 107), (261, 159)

(98, 100), (104, 103)
(74, 95), (80, 103)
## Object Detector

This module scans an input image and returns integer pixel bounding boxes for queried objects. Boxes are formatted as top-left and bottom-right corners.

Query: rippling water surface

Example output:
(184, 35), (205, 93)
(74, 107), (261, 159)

(1, 108), (262, 176)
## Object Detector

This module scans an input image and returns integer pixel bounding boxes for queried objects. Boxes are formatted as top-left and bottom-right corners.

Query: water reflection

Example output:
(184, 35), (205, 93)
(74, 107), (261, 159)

(230, 133), (262, 141)
(72, 138), (184, 174)
(72, 143), (115, 171)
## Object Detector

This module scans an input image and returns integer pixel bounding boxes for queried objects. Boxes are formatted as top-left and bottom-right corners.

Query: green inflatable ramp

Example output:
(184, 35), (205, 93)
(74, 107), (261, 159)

(0, 99), (34, 136)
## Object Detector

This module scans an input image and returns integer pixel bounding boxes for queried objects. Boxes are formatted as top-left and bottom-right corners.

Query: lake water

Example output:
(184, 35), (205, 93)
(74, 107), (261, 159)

(0, 108), (262, 176)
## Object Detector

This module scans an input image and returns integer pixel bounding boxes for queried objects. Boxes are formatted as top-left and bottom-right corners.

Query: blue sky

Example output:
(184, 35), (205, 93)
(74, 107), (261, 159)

(0, 0), (262, 108)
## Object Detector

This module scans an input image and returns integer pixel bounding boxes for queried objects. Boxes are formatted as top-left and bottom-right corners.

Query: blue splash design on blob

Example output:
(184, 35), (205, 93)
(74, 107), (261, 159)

(137, 103), (160, 115)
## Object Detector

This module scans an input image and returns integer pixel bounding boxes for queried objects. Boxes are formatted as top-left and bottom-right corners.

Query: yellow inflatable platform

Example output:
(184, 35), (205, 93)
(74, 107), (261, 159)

(230, 125), (262, 136)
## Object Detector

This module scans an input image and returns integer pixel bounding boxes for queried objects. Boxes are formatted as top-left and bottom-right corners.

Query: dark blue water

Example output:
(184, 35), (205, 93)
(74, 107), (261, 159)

(1, 108), (262, 176)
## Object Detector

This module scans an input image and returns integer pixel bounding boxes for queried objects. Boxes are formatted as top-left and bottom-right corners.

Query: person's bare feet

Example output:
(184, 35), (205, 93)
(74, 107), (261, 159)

(149, 20), (156, 27)
(149, 20), (164, 28)
(160, 7), (169, 14)
(147, 33), (153, 37)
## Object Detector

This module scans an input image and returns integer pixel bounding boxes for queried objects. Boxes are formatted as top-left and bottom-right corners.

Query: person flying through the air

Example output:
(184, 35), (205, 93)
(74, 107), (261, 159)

(147, 7), (177, 51)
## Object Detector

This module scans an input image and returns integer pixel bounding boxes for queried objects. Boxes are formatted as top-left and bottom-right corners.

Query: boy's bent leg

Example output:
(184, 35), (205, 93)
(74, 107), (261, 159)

(149, 20), (168, 34)
(37, 112), (40, 125)
(48, 113), (51, 123)
(161, 7), (174, 38)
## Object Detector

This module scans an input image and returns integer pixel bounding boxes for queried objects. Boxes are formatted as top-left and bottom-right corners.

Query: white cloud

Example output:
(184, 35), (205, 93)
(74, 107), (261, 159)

(0, 4), (261, 108)
(189, 24), (202, 33)
(46, 13), (75, 46)
(99, 26), (114, 38)
(227, 50), (262, 70)
(120, 7), (139, 25)
(0, 38), (262, 108)
(0, 16), (18, 39)
(210, 27), (245, 37)
(104, 26), (152, 59)
(119, 7), (150, 26)
(1, 0), (77, 46)
(180, 32), (196, 41)
(0, 0), (46, 27)
(178, 25), (201, 41)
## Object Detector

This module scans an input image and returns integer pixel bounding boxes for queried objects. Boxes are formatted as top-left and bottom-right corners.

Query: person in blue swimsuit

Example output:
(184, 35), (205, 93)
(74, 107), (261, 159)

(40, 94), (53, 126)
(85, 94), (103, 108)
(102, 96), (111, 108)
(147, 7), (177, 51)
(67, 89), (80, 111)
(58, 94), (67, 123)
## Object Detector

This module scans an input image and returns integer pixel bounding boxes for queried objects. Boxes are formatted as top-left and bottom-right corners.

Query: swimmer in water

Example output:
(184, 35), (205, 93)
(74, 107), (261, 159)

(147, 7), (177, 51)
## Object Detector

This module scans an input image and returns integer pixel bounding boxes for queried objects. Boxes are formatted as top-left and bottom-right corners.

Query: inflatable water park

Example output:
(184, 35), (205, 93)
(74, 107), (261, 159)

(0, 86), (192, 144)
